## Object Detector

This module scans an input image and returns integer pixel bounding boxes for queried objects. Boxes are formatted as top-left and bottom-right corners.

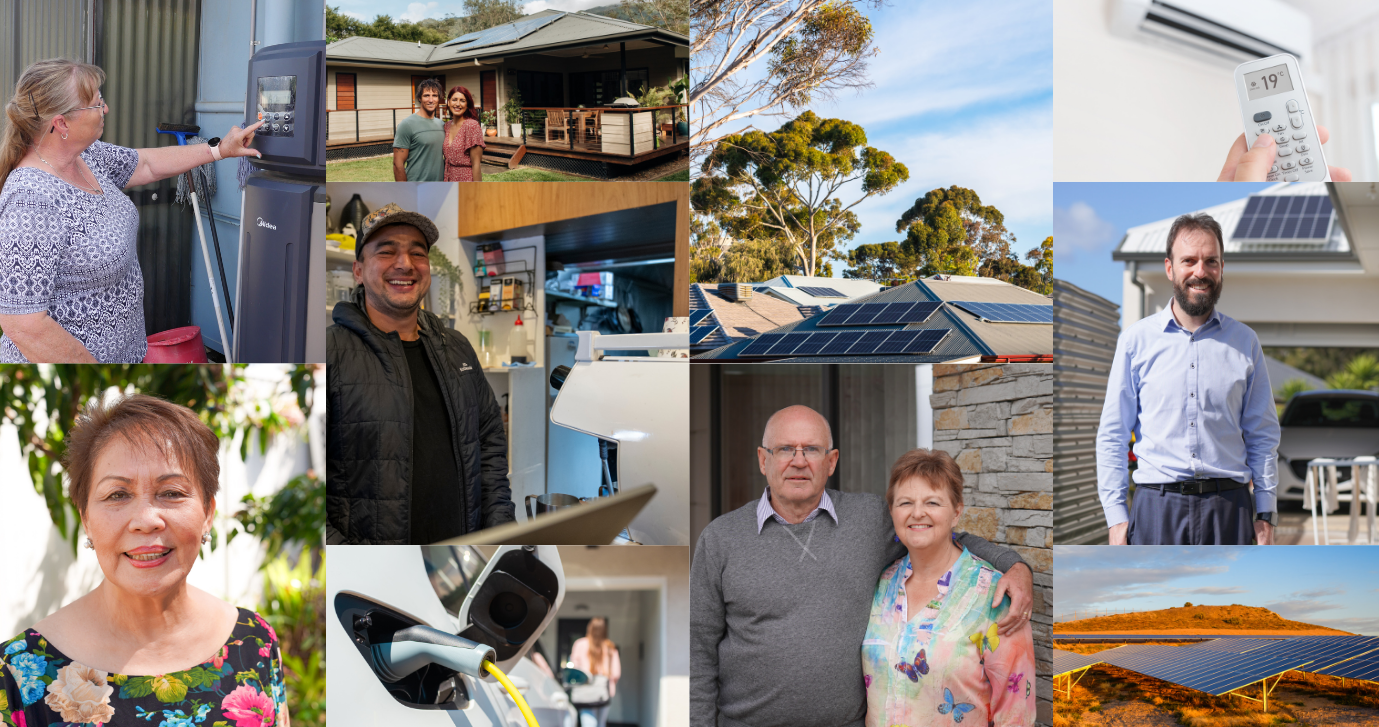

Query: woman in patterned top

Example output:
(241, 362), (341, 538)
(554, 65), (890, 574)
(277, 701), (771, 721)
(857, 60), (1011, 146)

(0, 59), (266, 363)
(441, 85), (484, 182)
(0, 394), (289, 727)
(861, 449), (1036, 727)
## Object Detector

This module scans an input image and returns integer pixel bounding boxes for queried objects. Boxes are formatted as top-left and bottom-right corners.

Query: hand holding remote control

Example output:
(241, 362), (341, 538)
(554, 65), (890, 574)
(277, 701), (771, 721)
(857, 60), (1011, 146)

(1217, 124), (1352, 182)
(1232, 54), (1339, 182)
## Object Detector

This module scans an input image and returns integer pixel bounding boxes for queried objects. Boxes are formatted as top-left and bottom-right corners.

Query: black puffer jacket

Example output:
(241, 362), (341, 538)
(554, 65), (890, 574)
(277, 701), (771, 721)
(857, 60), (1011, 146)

(326, 286), (516, 544)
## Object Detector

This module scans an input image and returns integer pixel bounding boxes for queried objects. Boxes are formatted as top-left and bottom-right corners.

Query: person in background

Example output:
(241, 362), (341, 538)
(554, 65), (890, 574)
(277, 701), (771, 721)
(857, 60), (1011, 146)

(0, 394), (288, 727)
(0, 59), (263, 362)
(392, 78), (445, 182)
(570, 617), (621, 727)
(326, 203), (515, 544)
(442, 85), (484, 182)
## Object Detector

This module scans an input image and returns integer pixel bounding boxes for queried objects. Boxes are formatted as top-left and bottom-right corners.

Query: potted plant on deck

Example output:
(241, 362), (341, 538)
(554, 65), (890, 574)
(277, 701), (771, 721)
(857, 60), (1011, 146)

(670, 76), (690, 137)
(503, 90), (524, 138)
(481, 110), (498, 137)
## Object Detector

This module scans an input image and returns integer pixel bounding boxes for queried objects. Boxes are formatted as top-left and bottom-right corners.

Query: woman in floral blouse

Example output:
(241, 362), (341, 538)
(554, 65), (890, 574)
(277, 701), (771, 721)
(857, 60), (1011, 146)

(862, 449), (1035, 727)
(442, 86), (484, 182)
(0, 394), (288, 727)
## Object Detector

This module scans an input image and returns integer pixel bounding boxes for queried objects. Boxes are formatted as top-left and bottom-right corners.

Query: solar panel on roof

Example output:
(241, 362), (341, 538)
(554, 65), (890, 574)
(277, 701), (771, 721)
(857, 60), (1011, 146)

(690, 309), (715, 326)
(948, 301), (1053, 324)
(904, 329), (950, 354)
(689, 326), (718, 345)
(797, 286), (848, 298)
(442, 13), (561, 48)
(866, 302), (915, 325)
(845, 303), (889, 325)
(739, 334), (785, 357)
(872, 330), (921, 354)
(791, 332), (838, 356)
(897, 301), (942, 324)
(817, 304), (863, 326)
(1230, 195), (1333, 242)
(766, 332), (814, 356)
(819, 331), (864, 355)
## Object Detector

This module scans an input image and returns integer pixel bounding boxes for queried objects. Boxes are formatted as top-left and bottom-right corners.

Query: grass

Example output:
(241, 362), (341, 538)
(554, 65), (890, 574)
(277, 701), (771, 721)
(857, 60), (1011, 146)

(1053, 641), (1379, 727)
(655, 168), (689, 181)
(323, 156), (592, 182)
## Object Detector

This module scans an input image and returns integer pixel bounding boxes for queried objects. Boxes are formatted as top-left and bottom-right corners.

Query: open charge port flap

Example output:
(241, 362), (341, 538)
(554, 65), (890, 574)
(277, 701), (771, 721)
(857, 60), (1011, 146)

(333, 592), (469, 709)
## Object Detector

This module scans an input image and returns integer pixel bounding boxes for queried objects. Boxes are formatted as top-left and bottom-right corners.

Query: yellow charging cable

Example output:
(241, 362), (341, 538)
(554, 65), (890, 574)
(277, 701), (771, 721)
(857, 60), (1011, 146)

(483, 659), (539, 727)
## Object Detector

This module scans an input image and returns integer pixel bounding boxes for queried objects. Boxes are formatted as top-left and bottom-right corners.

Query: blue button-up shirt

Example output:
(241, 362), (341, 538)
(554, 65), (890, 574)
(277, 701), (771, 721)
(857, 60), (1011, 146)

(1095, 303), (1280, 527)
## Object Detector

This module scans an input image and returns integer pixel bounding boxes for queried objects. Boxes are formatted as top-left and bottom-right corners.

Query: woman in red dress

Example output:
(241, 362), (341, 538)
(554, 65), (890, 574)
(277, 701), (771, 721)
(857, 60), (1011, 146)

(442, 85), (484, 181)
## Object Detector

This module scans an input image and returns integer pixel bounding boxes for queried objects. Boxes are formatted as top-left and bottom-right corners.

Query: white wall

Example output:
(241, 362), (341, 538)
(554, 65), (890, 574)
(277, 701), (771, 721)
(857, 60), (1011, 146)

(1311, 14), (1379, 182)
(0, 365), (321, 636)
(1054, 0), (1307, 180)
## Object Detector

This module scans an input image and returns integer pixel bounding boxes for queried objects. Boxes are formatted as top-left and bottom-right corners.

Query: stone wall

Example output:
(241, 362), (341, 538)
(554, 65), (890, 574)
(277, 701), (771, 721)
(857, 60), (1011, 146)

(931, 363), (1054, 726)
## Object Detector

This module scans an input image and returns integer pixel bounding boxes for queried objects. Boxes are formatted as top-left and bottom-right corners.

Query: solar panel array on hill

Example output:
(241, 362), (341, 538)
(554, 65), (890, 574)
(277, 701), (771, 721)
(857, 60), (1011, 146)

(1182, 639), (1282, 654)
(1095, 635), (1379, 694)
(1053, 649), (1106, 676)
(1316, 649), (1379, 681)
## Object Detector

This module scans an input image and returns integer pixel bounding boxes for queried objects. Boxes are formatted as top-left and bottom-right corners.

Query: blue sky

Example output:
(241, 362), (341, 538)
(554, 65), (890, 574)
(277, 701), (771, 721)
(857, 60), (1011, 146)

(1053, 183), (1272, 320)
(332, 0), (604, 23)
(706, 0), (1054, 277)
(1055, 546), (1379, 636)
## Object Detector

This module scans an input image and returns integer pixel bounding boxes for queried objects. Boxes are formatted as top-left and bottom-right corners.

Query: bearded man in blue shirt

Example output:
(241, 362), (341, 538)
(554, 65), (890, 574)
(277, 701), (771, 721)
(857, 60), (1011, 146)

(1096, 212), (1281, 546)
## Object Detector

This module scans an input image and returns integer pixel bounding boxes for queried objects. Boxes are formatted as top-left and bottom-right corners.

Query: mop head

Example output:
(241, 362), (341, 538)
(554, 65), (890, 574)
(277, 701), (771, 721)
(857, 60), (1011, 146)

(174, 136), (218, 206)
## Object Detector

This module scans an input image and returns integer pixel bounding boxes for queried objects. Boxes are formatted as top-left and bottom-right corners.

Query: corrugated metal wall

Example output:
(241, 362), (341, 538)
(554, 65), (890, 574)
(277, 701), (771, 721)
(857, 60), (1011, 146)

(96, 0), (201, 336)
(1053, 279), (1121, 545)
(3, 0), (199, 337)
(0, 0), (91, 131)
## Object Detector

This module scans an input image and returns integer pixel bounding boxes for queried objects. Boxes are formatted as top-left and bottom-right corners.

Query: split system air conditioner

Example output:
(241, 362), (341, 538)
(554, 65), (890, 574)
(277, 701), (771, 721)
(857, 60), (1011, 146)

(1110, 0), (1312, 65)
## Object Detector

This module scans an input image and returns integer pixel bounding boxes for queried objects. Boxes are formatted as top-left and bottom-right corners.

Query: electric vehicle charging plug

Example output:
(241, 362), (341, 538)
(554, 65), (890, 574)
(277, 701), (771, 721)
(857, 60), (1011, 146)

(369, 625), (497, 683)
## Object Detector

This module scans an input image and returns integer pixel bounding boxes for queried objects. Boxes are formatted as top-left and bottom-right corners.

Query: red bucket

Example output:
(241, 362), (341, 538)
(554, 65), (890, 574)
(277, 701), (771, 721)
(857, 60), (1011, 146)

(144, 326), (209, 363)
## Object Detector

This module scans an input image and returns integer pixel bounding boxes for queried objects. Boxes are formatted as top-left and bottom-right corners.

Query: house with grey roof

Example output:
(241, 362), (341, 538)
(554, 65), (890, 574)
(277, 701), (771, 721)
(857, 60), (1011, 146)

(327, 9), (688, 177)
(1112, 182), (1379, 348)
(693, 275), (1053, 362)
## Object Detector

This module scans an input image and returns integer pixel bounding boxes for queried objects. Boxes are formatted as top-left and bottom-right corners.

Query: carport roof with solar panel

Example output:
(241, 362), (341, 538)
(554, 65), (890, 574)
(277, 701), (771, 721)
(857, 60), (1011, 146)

(693, 275), (1052, 362)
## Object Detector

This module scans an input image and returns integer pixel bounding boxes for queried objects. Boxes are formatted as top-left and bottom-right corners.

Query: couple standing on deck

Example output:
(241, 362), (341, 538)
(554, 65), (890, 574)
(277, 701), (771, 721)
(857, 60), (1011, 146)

(393, 78), (485, 182)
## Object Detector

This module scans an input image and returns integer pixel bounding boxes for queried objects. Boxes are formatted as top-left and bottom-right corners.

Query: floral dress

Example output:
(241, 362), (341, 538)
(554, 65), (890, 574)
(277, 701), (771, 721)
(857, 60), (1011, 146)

(442, 118), (485, 182)
(862, 547), (1036, 727)
(0, 608), (286, 727)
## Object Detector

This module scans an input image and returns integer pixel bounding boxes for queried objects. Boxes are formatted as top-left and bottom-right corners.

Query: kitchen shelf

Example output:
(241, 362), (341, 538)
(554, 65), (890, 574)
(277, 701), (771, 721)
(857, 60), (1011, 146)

(546, 289), (616, 308)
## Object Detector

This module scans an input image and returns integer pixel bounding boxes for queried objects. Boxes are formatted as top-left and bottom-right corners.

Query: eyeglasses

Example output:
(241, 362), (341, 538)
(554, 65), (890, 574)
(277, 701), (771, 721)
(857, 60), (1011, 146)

(68, 96), (107, 113)
(761, 445), (830, 461)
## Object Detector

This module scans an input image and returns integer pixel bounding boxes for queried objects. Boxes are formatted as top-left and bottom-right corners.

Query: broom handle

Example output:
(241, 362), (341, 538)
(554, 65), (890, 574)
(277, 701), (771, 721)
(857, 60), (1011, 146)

(187, 171), (230, 358)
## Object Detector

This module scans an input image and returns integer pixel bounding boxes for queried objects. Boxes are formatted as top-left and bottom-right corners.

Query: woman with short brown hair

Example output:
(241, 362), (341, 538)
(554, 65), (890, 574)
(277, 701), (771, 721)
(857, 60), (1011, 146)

(0, 394), (289, 727)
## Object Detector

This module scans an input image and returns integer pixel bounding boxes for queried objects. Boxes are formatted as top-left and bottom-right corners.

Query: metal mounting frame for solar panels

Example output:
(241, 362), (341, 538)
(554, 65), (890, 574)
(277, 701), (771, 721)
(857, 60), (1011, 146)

(442, 13), (561, 49)
(689, 326), (719, 345)
(689, 309), (715, 326)
(1053, 649), (1105, 699)
(796, 286), (848, 298)
(815, 301), (942, 327)
(947, 301), (1055, 324)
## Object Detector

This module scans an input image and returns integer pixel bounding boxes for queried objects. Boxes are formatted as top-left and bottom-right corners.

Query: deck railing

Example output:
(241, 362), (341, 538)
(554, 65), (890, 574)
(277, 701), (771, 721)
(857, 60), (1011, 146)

(510, 105), (689, 157)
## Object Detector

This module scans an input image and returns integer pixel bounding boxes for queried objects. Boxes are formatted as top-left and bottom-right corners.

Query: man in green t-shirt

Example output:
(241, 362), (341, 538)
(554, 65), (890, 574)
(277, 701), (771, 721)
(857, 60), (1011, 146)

(393, 78), (445, 181)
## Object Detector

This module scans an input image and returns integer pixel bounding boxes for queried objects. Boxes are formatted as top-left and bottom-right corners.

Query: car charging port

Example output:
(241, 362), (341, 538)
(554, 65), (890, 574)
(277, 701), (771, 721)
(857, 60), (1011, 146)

(334, 593), (472, 709)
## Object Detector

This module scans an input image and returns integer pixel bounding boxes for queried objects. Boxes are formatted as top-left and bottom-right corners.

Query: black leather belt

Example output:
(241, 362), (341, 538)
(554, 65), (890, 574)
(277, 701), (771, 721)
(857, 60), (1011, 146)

(1138, 478), (1247, 495)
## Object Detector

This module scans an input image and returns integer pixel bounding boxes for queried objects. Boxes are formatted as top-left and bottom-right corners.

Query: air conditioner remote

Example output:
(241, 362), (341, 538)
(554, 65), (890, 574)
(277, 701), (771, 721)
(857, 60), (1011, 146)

(1234, 54), (1329, 183)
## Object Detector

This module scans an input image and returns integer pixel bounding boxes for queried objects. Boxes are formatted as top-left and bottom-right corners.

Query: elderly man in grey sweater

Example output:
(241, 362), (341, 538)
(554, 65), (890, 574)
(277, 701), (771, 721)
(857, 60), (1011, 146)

(690, 405), (1034, 727)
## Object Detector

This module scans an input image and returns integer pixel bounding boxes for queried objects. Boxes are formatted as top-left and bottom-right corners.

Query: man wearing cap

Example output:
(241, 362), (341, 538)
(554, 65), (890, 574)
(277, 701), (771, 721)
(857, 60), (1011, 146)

(327, 203), (516, 544)
(1096, 212), (1280, 546)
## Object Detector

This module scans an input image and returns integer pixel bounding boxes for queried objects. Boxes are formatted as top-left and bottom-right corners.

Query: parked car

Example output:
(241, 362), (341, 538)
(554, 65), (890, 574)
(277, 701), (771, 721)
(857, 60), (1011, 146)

(1275, 390), (1379, 506)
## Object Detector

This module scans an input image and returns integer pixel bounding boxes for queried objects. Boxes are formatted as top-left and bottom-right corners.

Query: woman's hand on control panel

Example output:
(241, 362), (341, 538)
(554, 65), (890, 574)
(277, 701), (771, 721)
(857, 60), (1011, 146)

(219, 120), (267, 159)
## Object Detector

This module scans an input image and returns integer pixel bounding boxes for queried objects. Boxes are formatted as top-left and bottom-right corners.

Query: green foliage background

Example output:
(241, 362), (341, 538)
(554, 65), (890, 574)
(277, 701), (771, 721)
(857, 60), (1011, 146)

(0, 364), (325, 727)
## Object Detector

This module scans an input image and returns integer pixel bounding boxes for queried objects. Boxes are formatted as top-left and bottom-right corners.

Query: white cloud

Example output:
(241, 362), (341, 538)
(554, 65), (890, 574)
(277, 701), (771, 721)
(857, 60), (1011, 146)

(1053, 202), (1117, 255)
(342, 9), (371, 21)
(399, 2), (439, 22)
(524, 0), (607, 11)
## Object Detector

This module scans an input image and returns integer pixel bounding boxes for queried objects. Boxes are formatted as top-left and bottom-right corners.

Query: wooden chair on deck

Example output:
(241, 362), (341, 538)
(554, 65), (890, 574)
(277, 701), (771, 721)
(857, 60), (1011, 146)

(580, 109), (602, 145)
(545, 109), (569, 143)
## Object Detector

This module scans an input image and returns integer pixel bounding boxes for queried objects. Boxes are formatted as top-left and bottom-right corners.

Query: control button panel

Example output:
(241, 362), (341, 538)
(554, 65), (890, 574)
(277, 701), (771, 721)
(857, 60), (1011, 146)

(255, 74), (297, 138)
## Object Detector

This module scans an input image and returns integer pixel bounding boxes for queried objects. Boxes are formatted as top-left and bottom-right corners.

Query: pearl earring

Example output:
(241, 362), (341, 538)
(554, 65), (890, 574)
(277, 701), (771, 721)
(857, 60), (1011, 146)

(201, 533), (211, 545)
(84, 537), (94, 549)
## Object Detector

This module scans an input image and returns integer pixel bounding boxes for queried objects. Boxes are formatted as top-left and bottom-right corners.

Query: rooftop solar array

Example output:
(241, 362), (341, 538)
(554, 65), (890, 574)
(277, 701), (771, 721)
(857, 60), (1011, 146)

(948, 301), (1054, 324)
(690, 309), (715, 326)
(1230, 195), (1334, 242)
(1053, 649), (1106, 676)
(443, 14), (561, 49)
(1315, 648), (1379, 681)
(739, 328), (951, 358)
(796, 286), (848, 298)
(816, 301), (942, 327)
(689, 326), (719, 345)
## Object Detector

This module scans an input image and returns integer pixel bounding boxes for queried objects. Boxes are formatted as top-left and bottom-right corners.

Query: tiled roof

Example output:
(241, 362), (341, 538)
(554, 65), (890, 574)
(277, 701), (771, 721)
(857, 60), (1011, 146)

(689, 283), (810, 352)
